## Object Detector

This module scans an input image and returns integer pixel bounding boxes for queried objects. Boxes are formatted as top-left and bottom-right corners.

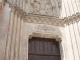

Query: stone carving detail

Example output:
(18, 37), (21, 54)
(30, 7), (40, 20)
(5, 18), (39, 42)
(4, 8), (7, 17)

(26, 15), (64, 26)
(35, 25), (55, 32)
(25, 13), (80, 26)
(30, 0), (40, 14)
(30, 0), (61, 16)
(63, 13), (80, 25)
(10, 4), (80, 26)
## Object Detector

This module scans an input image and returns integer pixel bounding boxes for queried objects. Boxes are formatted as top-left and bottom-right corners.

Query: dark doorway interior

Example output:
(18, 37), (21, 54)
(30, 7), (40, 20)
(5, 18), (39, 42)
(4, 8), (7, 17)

(28, 37), (61, 60)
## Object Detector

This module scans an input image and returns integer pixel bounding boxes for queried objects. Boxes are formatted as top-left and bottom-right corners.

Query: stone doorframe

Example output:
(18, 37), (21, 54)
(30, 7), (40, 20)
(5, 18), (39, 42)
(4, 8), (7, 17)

(29, 32), (62, 42)
(27, 31), (62, 60)
(23, 23), (63, 60)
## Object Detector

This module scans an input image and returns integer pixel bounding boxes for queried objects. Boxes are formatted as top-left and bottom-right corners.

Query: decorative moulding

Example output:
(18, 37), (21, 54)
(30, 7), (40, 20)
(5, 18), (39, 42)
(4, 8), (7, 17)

(9, 4), (80, 26)
(29, 32), (62, 43)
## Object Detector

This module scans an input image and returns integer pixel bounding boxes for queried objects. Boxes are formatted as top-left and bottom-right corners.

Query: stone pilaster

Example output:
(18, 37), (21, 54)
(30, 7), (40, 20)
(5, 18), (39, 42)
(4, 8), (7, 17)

(77, 20), (80, 58)
(14, 13), (20, 60)
(4, 7), (15, 60)
(22, 21), (29, 60)
(9, 10), (17, 60)
(73, 21), (80, 59)
(64, 24), (74, 60)
(19, 17), (24, 60)
(69, 22), (80, 60)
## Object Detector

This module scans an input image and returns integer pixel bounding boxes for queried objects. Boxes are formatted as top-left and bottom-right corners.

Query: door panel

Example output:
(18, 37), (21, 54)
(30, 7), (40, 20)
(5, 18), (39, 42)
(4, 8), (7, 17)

(29, 37), (61, 60)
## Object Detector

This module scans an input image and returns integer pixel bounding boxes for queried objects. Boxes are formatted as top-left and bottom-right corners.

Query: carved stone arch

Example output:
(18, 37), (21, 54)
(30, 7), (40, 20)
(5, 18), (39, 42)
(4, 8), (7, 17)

(29, 32), (62, 43)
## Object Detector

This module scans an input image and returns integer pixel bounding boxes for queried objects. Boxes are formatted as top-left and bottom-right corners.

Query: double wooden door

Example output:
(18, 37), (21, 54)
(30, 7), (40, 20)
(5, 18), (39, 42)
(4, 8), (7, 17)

(28, 37), (61, 60)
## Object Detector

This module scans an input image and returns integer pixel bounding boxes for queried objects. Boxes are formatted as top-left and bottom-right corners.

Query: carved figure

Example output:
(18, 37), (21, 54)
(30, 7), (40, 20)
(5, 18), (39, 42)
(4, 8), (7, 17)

(31, 0), (40, 14)
(30, 0), (61, 16)
(45, 3), (52, 15)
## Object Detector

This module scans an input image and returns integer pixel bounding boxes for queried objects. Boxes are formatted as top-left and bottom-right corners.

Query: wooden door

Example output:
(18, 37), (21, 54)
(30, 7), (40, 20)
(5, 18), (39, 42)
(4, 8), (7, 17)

(28, 37), (61, 60)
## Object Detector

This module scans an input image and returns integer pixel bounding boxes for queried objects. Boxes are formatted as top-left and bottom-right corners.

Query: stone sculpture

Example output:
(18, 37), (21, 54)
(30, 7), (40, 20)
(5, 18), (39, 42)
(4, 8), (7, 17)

(30, 0), (61, 16)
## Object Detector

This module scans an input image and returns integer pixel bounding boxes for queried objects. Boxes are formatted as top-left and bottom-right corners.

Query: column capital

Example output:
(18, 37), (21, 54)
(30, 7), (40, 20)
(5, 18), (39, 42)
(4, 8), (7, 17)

(56, 35), (62, 43)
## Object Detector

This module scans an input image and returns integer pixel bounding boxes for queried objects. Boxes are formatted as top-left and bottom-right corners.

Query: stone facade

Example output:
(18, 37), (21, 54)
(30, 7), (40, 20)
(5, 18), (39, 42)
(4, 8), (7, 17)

(0, 0), (80, 60)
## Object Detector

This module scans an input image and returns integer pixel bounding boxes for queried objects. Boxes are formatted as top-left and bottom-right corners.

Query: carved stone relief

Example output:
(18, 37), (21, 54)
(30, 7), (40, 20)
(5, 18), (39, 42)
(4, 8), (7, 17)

(26, 23), (62, 38)
(26, 23), (62, 42)
(25, 15), (64, 26)
(35, 24), (56, 32)
(30, 0), (40, 14)
(30, 0), (61, 16)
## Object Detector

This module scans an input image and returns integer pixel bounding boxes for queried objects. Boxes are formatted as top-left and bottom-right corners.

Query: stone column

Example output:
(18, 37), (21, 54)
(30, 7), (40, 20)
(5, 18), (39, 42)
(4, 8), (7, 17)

(21, 0), (23, 10)
(64, 24), (74, 60)
(23, 0), (25, 11)
(20, 0), (23, 9)
(17, 0), (20, 7)
(69, 22), (79, 60)
(59, 41), (65, 60)
(9, 10), (18, 60)
(4, 7), (15, 60)
(14, 13), (21, 60)
(56, 37), (66, 60)
(73, 21), (80, 59)
(19, 16), (24, 60)
(21, 16), (29, 60)
(77, 20), (80, 57)
(25, 0), (29, 14)
(77, 21), (80, 37)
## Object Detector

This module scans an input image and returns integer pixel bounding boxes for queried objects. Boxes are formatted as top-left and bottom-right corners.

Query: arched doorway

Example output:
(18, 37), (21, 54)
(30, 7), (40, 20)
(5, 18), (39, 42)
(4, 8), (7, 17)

(28, 37), (61, 60)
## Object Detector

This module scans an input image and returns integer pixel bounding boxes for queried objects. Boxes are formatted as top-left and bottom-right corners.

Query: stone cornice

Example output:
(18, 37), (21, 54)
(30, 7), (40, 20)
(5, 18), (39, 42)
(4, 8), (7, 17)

(63, 13), (80, 25)
(25, 14), (64, 26)
(9, 4), (80, 26)
(9, 4), (64, 26)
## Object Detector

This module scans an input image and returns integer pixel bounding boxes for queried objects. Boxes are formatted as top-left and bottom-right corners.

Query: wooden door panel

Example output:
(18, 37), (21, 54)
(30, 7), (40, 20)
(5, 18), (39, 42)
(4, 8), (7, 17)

(39, 40), (44, 54)
(29, 37), (61, 60)
(43, 40), (48, 54)
(28, 55), (36, 60)
(47, 40), (52, 54)
(52, 56), (61, 60)
(36, 56), (44, 60)
(35, 39), (40, 54)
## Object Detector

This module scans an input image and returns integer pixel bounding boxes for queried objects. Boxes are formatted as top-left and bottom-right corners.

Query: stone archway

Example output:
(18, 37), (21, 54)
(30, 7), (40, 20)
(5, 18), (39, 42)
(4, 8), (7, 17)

(24, 23), (63, 60)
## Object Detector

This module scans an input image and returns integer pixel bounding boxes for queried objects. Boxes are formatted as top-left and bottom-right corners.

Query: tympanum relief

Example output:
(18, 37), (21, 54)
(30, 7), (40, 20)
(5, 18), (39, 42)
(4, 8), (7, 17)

(30, 0), (61, 16)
